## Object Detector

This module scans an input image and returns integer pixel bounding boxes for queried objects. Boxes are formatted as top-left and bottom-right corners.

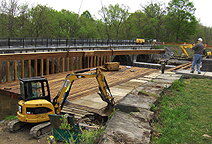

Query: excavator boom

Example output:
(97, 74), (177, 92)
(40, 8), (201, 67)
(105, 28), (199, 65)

(180, 44), (193, 59)
(53, 68), (115, 114)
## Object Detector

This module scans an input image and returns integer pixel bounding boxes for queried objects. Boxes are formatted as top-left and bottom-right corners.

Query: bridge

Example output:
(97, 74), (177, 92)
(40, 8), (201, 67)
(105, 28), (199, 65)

(0, 46), (165, 83)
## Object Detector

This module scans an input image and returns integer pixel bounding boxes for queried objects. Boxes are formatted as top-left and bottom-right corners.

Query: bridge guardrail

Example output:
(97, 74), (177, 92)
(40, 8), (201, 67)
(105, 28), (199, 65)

(0, 38), (139, 48)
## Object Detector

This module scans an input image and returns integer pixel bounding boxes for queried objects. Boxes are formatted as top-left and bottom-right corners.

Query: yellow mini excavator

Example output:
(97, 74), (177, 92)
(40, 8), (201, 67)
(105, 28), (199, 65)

(180, 44), (193, 59)
(180, 43), (211, 59)
(136, 38), (145, 45)
(8, 68), (115, 138)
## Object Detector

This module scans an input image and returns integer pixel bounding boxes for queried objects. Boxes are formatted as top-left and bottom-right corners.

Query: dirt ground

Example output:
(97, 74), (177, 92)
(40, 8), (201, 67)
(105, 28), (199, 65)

(0, 120), (61, 144)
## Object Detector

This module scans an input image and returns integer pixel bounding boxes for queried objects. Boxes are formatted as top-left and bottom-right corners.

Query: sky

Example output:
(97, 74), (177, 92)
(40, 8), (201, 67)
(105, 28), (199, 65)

(19, 0), (212, 27)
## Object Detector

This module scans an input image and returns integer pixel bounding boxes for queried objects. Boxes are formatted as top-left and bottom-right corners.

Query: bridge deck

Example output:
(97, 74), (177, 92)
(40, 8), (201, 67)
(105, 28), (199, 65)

(0, 66), (158, 101)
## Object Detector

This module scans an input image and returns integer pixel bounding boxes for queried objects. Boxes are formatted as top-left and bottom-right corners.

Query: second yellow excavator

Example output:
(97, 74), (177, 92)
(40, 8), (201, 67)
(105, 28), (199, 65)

(8, 68), (115, 138)
(181, 44), (211, 59)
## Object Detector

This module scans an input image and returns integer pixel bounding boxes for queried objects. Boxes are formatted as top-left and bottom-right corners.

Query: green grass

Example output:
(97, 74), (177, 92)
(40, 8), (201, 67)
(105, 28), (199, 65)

(152, 78), (212, 144)
(5, 115), (17, 120)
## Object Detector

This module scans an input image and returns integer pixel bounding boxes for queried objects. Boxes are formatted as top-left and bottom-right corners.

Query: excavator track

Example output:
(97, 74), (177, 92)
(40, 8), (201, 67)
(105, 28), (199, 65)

(7, 119), (28, 132)
(29, 122), (52, 139)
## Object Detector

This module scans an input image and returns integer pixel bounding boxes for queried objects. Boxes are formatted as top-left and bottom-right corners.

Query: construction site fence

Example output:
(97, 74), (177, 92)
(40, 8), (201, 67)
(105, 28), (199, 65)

(164, 42), (212, 48)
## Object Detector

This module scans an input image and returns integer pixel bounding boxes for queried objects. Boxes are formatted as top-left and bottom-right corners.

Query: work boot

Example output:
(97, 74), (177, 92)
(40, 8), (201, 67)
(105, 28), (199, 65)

(190, 71), (194, 73)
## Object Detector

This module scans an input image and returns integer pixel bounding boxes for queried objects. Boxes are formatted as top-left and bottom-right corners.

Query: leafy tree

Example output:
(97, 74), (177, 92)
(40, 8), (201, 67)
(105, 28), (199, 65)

(53, 9), (77, 38)
(16, 3), (31, 37)
(142, 1), (166, 41)
(77, 13), (99, 38)
(121, 11), (146, 39)
(167, 0), (198, 42)
(81, 10), (92, 19)
(0, 0), (20, 37)
(99, 4), (129, 40)
(29, 4), (54, 37)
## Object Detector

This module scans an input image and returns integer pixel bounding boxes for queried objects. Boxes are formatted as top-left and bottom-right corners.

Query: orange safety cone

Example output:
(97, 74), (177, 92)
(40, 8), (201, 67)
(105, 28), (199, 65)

(163, 42), (165, 45)
(205, 44), (207, 48)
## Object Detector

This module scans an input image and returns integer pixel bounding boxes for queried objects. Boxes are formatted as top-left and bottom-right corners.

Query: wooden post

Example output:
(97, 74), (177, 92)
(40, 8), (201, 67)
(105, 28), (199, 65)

(75, 57), (78, 70)
(46, 59), (49, 75)
(83, 57), (86, 68)
(94, 56), (97, 67)
(100, 56), (103, 66)
(97, 56), (99, 66)
(6, 61), (9, 82)
(90, 56), (93, 68)
(103, 56), (106, 64)
(108, 56), (111, 62)
(66, 57), (69, 71)
(70, 57), (73, 71)
(21, 60), (24, 78)
(79, 57), (82, 70)
(87, 57), (90, 68)
(40, 59), (44, 76)
(62, 58), (64, 72)
(57, 58), (60, 73)
(51, 58), (54, 74)
(28, 60), (31, 78)
(0, 62), (2, 83)
(34, 59), (37, 77)
(14, 61), (17, 81)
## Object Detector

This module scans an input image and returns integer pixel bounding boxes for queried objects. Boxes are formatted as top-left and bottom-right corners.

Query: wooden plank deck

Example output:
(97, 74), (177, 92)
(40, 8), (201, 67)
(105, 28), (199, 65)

(0, 66), (159, 102)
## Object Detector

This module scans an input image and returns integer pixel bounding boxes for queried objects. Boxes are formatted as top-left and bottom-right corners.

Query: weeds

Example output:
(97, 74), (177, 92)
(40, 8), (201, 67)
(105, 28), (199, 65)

(108, 108), (119, 120)
(5, 115), (17, 120)
(153, 45), (164, 49)
(56, 115), (105, 144)
(139, 90), (149, 96)
(151, 104), (157, 112)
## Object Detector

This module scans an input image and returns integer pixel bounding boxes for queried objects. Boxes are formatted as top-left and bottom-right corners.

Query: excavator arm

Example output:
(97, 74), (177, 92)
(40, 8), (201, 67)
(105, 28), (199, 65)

(180, 44), (193, 59)
(52, 68), (115, 114)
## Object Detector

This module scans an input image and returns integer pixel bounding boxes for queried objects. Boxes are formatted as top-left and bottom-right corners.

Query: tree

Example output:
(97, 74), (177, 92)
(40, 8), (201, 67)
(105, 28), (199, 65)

(167, 0), (198, 42)
(81, 10), (92, 19)
(76, 11), (99, 38)
(29, 4), (54, 37)
(142, 1), (167, 41)
(0, 0), (20, 37)
(120, 11), (147, 40)
(16, 3), (31, 37)
(99, 4), (129, 40)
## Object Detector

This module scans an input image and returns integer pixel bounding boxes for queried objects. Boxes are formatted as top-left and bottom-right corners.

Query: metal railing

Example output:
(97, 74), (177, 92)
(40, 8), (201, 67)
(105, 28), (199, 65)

(0, 37), (137, 48)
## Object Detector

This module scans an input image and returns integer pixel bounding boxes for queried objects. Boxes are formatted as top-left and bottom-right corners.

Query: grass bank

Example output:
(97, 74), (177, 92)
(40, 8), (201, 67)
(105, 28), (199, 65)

(152, 78), (212, 144)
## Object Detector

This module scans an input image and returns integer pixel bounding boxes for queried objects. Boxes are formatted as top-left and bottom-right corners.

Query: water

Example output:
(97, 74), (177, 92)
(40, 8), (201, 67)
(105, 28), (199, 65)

(0, 93), (19, 120)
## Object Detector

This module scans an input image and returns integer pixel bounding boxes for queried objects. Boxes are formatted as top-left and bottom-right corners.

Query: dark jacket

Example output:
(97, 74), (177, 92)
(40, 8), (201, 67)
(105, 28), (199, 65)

(192, 42), (204, 54)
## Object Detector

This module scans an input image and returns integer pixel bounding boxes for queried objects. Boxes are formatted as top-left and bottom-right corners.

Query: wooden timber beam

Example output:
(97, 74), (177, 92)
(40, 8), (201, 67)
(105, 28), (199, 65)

(0, 49), (165, 62)
(167, 62), (192, 72)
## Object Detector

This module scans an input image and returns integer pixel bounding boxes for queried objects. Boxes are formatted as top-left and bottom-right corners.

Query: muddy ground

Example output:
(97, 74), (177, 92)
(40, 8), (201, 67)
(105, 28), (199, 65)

(0, 120), (52, 144)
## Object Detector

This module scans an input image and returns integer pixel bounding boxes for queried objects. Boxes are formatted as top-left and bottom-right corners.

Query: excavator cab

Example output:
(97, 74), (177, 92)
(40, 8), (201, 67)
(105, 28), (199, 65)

(20, 77), (50, 102)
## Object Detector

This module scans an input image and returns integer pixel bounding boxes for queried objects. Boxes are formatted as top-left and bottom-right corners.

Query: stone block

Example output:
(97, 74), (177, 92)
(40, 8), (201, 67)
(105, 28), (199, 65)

(99, 111), (152, 144)
(114, 93), (157, 113)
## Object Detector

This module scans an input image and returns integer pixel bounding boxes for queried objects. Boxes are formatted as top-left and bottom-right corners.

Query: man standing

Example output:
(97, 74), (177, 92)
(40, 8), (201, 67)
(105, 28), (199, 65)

(191, 38), (204, 74)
